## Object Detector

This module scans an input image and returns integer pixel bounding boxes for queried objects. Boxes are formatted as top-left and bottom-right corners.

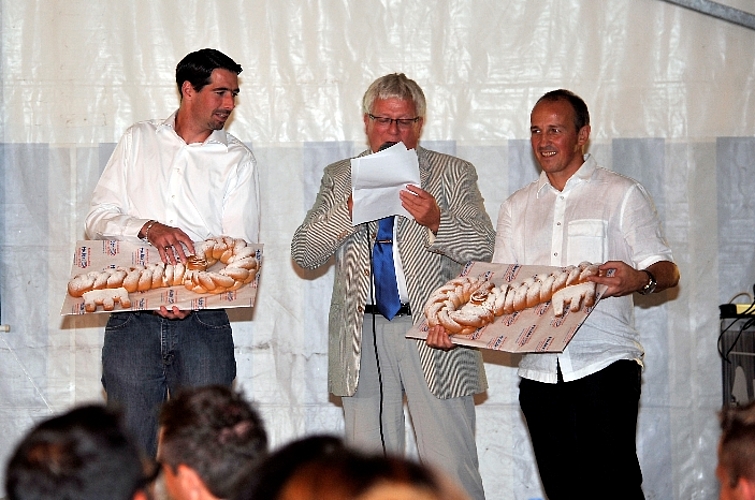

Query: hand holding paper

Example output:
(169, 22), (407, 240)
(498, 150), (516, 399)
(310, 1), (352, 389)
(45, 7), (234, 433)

(350, 142), (421, 225)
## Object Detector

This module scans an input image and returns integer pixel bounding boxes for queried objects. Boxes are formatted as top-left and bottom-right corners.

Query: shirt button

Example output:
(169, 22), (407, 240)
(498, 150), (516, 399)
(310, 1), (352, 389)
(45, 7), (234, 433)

(364, 269), (370, 276)
(556, 222), (561, 226)
(553, 252), (558, 257)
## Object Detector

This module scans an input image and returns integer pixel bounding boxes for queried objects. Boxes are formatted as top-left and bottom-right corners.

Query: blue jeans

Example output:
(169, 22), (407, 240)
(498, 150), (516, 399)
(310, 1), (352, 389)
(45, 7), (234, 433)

(101, 309), (236, 457)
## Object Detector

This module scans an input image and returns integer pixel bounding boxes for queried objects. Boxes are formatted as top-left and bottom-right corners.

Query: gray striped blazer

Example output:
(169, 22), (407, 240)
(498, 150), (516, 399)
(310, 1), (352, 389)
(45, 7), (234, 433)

(291, 147), (495, 398)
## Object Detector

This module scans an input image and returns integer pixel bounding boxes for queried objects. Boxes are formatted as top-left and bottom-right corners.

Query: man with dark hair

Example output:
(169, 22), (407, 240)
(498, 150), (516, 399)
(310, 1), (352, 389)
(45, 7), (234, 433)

(237, 435), (470, 500)
(157, 385), (268, 500)
(489, 89), (678, 499)
(717, 401), (755, 500)
(175, 48), (243, 97)
(85, 48), (260, 457)
(292, 73), (493, 500)
(5, 405), (154, 500)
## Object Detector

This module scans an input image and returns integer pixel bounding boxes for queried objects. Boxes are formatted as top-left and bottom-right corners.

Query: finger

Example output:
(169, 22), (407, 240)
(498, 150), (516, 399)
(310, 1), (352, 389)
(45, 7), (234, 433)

(161, 246), (178, 265)
(156, 246), (173, 265)
(425, 327), (441, 348)
(173, 231), (195, 258)
(399, 191), (422, 210)
(404, 184), (426, 197)
(427, 325), (453, 350)
(172, 243), (189, 264)
(174, 307), (192, 320)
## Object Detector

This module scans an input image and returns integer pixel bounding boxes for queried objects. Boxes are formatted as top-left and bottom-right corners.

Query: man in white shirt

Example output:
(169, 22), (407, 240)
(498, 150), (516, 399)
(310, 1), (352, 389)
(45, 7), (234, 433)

(496, 90), (679, 499)
(85, 48), (260, 458)
(428, 89), (680, 499)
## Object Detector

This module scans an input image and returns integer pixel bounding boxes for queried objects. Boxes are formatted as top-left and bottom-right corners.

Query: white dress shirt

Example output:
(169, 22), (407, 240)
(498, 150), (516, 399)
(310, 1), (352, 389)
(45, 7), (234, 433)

(493, 154), (674, 383)
(86, 111), (260, 244)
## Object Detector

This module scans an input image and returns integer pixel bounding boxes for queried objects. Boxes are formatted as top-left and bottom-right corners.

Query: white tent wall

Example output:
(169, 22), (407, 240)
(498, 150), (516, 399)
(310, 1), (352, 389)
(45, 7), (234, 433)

(1, 0), (753, 498)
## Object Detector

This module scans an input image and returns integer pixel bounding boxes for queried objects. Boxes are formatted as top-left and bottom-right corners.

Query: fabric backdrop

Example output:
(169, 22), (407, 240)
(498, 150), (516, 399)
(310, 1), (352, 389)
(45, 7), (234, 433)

(2, 1), (755, 498)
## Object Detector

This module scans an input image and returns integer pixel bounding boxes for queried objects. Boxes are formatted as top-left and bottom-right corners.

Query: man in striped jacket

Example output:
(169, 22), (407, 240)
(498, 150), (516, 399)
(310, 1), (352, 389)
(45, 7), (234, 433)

(292, 73), (494, 500)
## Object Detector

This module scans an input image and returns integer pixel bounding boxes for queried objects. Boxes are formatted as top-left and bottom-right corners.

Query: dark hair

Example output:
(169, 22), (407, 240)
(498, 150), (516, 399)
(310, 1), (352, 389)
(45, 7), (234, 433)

(236, 435), (459, 500)
(535, 89), (590, 132)
(5, 405), (151, 500)
(175, 48), (242, 97)
(719, 400), (755, 487)
(235, 435), (343, 500)
(158, 385), (267, 499)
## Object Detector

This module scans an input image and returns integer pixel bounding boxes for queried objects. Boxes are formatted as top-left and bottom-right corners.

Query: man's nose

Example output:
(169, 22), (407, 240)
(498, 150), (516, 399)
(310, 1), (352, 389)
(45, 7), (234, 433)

(223, 94), (236, 110)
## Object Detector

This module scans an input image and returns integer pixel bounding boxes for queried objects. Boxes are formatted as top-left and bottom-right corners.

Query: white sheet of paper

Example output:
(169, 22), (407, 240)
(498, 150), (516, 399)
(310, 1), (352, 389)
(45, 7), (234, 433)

(351, 142), (421, 225)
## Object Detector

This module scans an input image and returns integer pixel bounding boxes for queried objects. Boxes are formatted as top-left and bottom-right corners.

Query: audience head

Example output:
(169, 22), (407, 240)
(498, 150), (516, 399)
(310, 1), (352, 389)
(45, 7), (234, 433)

(175, 48), (243, 98)
(718, 401), (755, 499)
(237, 434), (469, 500)
(157, 385), (267, 500)
(5, 404), (153, 500)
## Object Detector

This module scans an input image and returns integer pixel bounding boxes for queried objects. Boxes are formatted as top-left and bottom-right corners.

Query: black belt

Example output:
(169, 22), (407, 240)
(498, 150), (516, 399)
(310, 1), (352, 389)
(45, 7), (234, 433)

(364, 303), (412, 317)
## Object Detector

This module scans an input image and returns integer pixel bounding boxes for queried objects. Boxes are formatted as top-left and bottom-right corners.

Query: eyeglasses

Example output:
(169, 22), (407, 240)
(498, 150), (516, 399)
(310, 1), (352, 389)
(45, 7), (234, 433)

(367, 114), (421, 130)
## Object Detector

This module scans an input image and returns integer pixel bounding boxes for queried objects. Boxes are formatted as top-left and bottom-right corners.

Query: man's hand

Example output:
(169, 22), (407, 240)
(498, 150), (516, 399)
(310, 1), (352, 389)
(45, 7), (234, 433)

(400, 185), (440, 234)
(141, 221), (196, 265)
(589, 261), (649, 298)
(155, 306), (191, 320)
(425, 325), (456, 351)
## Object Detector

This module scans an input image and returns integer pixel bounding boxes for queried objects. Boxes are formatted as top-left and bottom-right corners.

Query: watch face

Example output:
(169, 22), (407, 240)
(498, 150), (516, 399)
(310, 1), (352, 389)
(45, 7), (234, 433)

(640, 272), (656, 295)
(639, 269), (658, 295)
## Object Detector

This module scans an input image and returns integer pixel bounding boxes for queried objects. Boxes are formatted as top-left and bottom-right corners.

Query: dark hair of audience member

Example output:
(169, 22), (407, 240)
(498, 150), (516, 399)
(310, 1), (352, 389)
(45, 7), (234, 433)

(158, 385), (268, 499)
(5, 404), (154, 500)
(234, 434), (468, 500)
(719, 400), (755, 487)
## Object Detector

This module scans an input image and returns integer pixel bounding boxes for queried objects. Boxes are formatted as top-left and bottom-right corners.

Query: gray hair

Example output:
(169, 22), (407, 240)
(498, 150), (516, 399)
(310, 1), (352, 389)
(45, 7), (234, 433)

(362, 73), (426, 118)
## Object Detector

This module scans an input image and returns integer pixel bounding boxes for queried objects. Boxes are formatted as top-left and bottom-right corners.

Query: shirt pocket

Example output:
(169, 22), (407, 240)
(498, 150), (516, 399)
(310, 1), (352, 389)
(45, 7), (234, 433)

(566, 219), (607, 264)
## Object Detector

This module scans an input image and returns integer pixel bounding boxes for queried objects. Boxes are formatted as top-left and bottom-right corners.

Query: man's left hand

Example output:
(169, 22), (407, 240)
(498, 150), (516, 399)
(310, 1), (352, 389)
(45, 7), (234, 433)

(400, 185), (440, 233)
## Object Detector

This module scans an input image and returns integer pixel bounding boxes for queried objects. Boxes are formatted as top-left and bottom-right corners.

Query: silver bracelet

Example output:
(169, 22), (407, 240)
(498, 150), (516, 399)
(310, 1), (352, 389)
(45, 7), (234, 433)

(141, 220), (157, 243)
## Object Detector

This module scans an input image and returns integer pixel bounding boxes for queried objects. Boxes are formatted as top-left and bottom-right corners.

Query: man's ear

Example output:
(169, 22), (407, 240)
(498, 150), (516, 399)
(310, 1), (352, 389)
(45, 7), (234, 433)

(177, 464), (206, 494)
(133, 491), (150, 500)
(577, 124), (591, 147)
(181, 80), (194, 101)
(737, 476), (755, 499)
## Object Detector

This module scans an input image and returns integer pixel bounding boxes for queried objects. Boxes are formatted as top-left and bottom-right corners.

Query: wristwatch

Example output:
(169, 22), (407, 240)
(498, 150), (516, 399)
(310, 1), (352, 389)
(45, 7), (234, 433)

(638, 269), (657, 295)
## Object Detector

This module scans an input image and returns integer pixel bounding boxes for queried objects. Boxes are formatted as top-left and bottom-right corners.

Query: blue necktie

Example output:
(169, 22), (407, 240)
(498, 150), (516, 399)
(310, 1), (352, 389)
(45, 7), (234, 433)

(372, 217), (402, 320)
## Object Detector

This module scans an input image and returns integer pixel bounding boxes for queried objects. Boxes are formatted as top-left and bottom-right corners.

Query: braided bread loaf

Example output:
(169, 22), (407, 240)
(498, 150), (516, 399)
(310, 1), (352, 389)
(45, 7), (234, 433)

(81, 288), (132, 312)
(423, 262), (600, 335)
(67, 236), (259, 299)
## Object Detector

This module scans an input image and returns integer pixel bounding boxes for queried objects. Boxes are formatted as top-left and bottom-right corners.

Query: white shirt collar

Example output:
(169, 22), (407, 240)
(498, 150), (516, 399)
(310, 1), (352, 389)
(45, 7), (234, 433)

(157, 111), (230, 147)
(536, 153), (596, 197)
